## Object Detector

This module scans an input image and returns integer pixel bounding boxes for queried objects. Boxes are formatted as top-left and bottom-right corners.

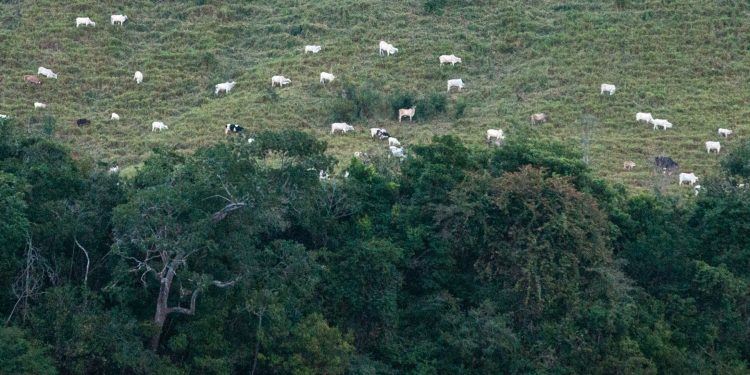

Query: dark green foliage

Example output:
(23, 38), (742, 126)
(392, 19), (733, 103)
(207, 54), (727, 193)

(453, 97), (467, 118)
(424, 0), (448, 14)
(0, 327), (57, 375)
(0, 130), (748, 373)
(720, 139), (750, 179)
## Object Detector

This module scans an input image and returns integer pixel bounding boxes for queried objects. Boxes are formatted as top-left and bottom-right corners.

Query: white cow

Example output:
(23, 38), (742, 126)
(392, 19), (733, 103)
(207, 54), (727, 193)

(37, 67), (58, 79)
(0, 114), (8, 119)
(331, 122), (354, 134)
(319, 170), (329, 180)
(304, 45), (321, 53)
(486, 129), (504, 142)
(271, 75), (291, 87)
(109, 166), (120, 174)
(694, 184), (701, 196)
(447, 79), (464, 92)
(705, 141), (721, 154)
(679, 172), (698, 186)
(389, 146), (405, 158)
(439, 55), (462, 66)
(320, 72), (335, 84)
(151, 121), (168, 131)
(111, 113), (120, 120)
(379, 41), (398, 56)
(247, 137), (255, 144)
(718, 128), (733, 137)
(34, 102), (47, 109)
(652, 119), (672, 130)
(388, 137), (401, 147)
(215, 81), (236, 95)
(600, 83), (616, 95)
(636, 112), (653, 123)
(111, 15), (128, 25)
(134, 71), (143, 84)
(76, 17), (96, 27)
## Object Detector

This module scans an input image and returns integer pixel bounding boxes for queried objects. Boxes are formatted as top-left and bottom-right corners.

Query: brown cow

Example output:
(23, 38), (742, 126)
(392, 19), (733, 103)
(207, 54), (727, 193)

(398, 106), (416, 123)
(23, 75), (41, 85)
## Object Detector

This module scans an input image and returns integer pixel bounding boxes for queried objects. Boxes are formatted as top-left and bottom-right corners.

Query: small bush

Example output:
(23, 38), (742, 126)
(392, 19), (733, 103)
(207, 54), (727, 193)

(289, 25), (304, 36)
(453, 97), (467, 119)
(424, 0), (448, 14)
(415, 93), (447, 120)
(389, 91), (416, 117)
(42, 116), (56, 136)
(338, 81), (384, 120)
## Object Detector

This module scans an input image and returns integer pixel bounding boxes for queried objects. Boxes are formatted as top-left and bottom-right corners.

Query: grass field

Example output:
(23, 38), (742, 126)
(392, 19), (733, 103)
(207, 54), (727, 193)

(2, 0), (749, 192)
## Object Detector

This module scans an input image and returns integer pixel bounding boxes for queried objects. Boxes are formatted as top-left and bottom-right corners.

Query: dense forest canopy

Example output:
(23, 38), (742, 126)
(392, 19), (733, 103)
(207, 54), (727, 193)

(1, 116), (749, 373)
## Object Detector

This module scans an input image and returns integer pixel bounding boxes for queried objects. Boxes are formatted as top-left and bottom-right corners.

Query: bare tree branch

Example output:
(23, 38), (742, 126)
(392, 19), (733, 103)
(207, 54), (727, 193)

(74, 237), (90, 287)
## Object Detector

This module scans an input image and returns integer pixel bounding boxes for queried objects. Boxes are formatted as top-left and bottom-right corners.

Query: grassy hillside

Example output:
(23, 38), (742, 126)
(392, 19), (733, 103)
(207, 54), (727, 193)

(2, 0), (749, 192)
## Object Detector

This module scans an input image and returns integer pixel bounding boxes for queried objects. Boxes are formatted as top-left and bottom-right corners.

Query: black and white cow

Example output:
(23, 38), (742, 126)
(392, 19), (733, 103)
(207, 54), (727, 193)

(225, 123), (244, 134)
(655, 156), (679, 174)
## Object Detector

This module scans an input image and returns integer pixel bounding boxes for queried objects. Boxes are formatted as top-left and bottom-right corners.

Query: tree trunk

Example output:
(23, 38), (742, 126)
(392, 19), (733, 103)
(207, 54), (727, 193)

(150, 263), (177, 351)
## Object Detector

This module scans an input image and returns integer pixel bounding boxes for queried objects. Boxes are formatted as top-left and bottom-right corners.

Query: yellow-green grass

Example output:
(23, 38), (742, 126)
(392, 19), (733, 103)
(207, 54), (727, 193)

(2, 0), (749, 193)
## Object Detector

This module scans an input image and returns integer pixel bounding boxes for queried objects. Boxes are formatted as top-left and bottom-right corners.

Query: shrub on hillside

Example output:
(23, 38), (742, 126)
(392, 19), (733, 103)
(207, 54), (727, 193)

(424, 0), (448, 14)
(415, 93), (447, 120)
(330, 81), (384, 122)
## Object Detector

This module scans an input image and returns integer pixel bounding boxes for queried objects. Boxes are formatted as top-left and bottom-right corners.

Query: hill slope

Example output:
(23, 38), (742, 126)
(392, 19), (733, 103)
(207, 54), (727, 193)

(2, 0), (749, 191)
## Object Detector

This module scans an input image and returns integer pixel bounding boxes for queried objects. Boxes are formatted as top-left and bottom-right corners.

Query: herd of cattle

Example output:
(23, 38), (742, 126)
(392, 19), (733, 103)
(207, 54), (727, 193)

(1, 14), (732, 190)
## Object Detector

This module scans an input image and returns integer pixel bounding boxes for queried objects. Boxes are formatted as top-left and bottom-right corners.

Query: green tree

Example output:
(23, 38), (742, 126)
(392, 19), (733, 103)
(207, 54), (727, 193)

(0, 326), (57, 375)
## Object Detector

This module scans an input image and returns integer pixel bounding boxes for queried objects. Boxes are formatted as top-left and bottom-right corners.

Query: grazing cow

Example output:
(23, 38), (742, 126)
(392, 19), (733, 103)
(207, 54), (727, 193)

(486, 129), (505, 142)
(438, 55), (462, 66)
(388, 137), (401, 147)
(111, 15), (128, 25)
(389, 146), (405, 159)
(320, 72), (335, 84)
(370, 128), (389, 139)
(225, 123), (244, 134)
(379, 41), (398, 56)
(623, 161), (636, 170)
(109, 166), (120, 174)
(705, 141), (721, 154)
(319, 170), (329, 180)
(652, 119), (672, 130)
(718, 128), (733, 137)
(655, 156), (679, 173)
(37, 67), (58, 79)
(304, 45), (321, 53)
(24, 75), (41, 85)
(76, 118), (91, 126)
(111, 113), (120, 120)
(600, 83), (616, 95)
(152, 121), (168, 131)
(215, 81), (236, 95)
(530, 113), (549, 124)
(34, 102), (47, 109)
(398, 106), (416, 122)
(76, 17), (96, 27)
(247, 137), (255, 144)
(0, 114), (8, 119)
(636, 112), (653, 123)
(679, 172), (698, 186)
(447, 79), (464, 92)
(134, 71), (143, 84)
(331, 122), (354, 134)
(271, 75), (291, 87)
